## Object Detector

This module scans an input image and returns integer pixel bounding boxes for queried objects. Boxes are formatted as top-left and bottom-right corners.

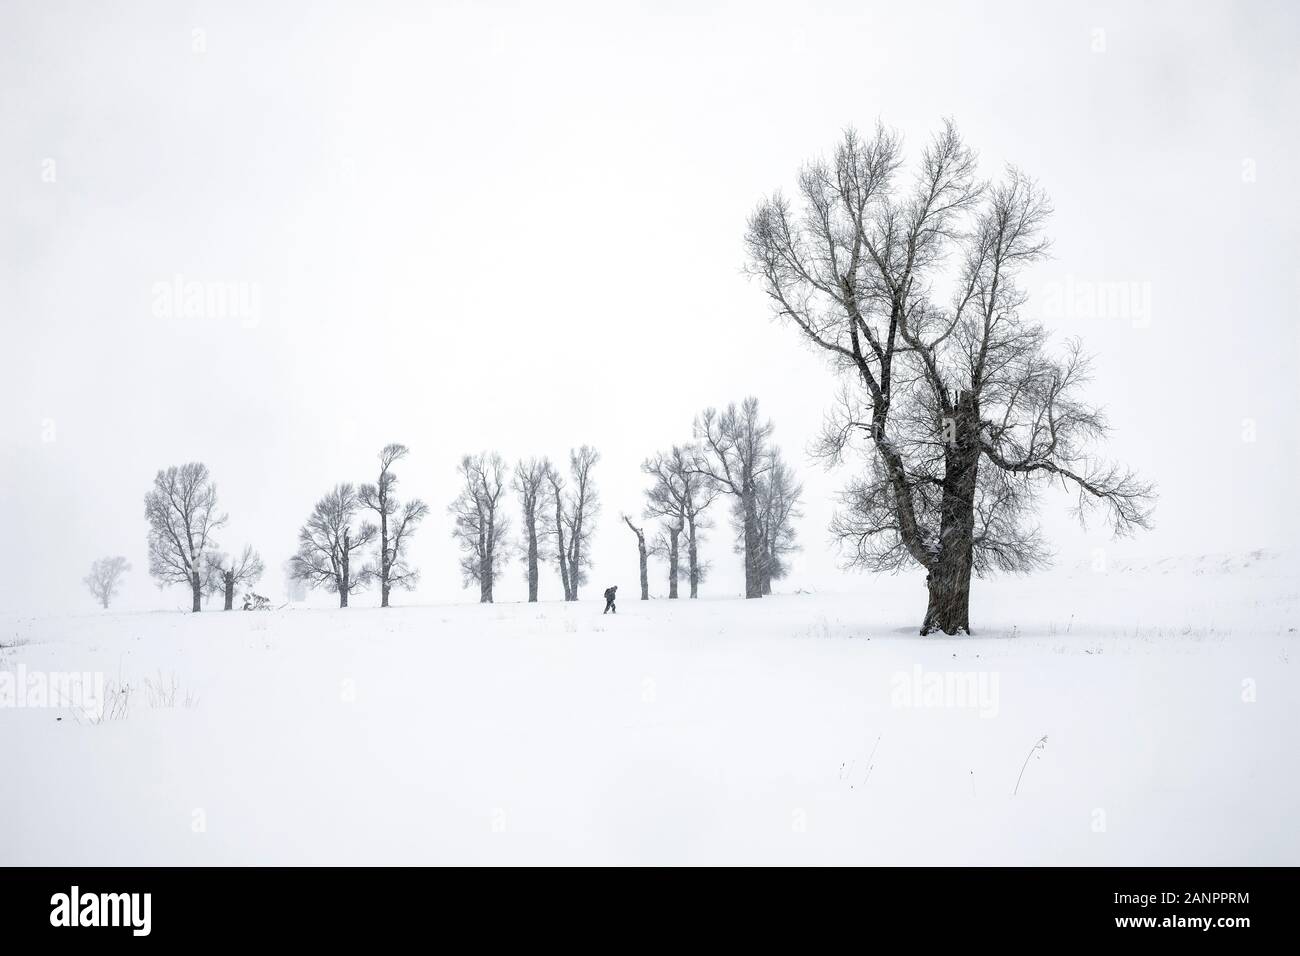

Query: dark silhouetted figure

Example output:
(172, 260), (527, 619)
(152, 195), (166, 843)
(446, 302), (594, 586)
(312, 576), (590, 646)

(603, 585), (618, 614)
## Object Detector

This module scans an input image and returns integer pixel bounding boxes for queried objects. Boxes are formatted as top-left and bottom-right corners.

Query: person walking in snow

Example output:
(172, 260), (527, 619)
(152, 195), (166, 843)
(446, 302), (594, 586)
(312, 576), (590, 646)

(603, 585), (618, 614)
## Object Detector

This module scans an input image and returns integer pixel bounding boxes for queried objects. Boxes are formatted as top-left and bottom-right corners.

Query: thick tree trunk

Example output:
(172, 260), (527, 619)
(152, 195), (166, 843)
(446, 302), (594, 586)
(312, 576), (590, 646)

(340, 538), (350, 608)
(190, 571), (202, 612)
(921, 390), (979, 635)
(638, 541), (648, 600)
(554, 498), (572, 601)
(568, 531), (582, 602)
(223, 573), (234, 611)
(921, 559), (972, 636)
(624, 517), (649, 601)
(380, 509), (390, 608)
(687, 519), (699, 599)
(741, 483), (762, 599)
(526, 522), (539, 602)
(667, 526), (680, 599)
(558, 550), (571, 600)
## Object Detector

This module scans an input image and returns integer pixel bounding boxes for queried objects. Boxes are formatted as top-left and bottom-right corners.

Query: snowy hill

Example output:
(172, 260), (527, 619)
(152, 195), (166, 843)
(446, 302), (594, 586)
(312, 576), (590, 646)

(3, 550), (1296, 865)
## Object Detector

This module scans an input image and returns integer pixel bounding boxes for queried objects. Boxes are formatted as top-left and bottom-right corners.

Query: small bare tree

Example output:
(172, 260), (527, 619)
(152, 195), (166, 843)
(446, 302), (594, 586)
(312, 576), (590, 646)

(290, 484), (376, 607)
(204, 546), (265, 611)
(513, 457), (552, 602)
(547, 446), (600, 601)
(450, 452), (510, 603)
(642, 445), (719, 599)
(753, 450), (803, 594)
(144, 462), (226, 612)
(283, 558), (307, 602)
(84, 556), (131, 609)
(746, 121), (1154, 633)
(359, 443), (429, 607)
(621, 515), (649, 600)
(692, 400), (774, 599)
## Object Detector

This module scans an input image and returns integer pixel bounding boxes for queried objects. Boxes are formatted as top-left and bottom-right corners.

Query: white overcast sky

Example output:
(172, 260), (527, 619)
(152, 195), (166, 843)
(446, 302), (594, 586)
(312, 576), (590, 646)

(2, 0), (1297, 613)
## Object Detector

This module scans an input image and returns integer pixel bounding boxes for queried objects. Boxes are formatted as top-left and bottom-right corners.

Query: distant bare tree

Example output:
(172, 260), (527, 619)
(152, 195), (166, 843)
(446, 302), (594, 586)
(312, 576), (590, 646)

(450, 452), (510, 603)
(621, 515), (649, 600)
(513, 457), (552, 602)
(642, 445), (720, 598)
(204, 545), (265, 610)
(282, 558), (307, 602)
(746, 121), (1154, 633)
(547, 446), (599, 601)
(546, 461), (572, 601)
(144, 462), (227, 612)
(290, 484), (376, 607)
(647, 522), (683, 598)
(753, 451), (803, 594)
(692, 400), (774, 598)
(84, 556), (131, 609)
(359, 443), (429, 607)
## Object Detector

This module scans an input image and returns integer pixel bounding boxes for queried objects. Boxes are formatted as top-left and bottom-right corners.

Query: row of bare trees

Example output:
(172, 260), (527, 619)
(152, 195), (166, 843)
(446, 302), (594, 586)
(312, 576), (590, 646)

(623, 397), (804, 601)
(450, 418), (803, 607)
(451, 447), (601, 603)
(637, 445), (716, 599)
(130, 447), (427, 612)
(130, 416), (803, 612)
(142, 462), (264, 611)
(289, 444), (430, 608)
(89, 483), (261, 611)
(132, 444), (604, 611)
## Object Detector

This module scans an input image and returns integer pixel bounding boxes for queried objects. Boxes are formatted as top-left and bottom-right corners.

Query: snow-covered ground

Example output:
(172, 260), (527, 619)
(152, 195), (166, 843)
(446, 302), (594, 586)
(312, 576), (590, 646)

(3, 551), (1296, 865)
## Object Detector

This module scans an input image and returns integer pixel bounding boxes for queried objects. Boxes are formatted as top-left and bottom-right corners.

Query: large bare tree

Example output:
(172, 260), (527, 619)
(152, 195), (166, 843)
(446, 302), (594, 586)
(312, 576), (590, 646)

(144, 462), (226, 612)
(290, 484), (376, 607)
(692, 400), (773, 599)
(450, 452), (510, 603)
(746, 121), (1154, 633)
(642, 445), (719, 599)
(359, 443), (429, 607)
(513, 457), (552, 602)
(84, 556), (130, 609)
(753, 450), (803, 594)
(204, 545), (264, 610)
(621, 515), (649, 600)
(547, 447), (600, 601)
